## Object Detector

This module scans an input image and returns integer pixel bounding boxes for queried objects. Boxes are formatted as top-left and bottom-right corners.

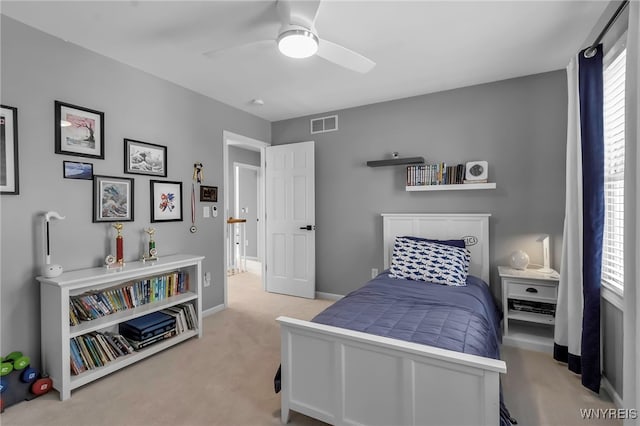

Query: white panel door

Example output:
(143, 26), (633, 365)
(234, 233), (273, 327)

(266, 141), (315, 298)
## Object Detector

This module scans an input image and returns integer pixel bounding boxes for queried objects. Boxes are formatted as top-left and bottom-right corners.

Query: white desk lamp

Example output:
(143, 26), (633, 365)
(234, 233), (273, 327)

(537, 234), (553, 273)
(42, 211), (65, 278)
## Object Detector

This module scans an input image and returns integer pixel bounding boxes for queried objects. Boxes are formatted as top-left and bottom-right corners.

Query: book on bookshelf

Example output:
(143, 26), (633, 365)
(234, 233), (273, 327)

(69, 270), (190, 324)
(70, 330), (139, 375)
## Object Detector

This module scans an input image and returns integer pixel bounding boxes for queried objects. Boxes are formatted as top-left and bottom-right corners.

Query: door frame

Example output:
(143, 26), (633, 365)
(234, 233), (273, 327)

(223, 131), (269, 307)
(233, 161), (262, 261)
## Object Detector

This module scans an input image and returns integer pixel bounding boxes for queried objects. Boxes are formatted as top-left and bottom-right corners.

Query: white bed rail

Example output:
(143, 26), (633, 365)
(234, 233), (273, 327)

(278, 316), (506, 426)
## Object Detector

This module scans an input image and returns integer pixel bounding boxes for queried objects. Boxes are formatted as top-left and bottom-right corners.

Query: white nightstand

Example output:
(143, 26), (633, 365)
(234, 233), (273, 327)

(498, 266), (560, 353)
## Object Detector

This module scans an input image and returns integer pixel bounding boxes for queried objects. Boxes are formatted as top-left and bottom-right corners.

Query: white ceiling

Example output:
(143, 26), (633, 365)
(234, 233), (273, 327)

(2, 1), (608, 122)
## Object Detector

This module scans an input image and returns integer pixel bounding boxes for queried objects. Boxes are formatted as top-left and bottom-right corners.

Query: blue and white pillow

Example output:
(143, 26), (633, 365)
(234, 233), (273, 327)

(389, 236), (471, 286)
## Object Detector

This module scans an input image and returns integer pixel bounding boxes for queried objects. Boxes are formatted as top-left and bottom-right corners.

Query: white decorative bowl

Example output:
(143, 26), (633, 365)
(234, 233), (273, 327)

(510, 250), (530, 270)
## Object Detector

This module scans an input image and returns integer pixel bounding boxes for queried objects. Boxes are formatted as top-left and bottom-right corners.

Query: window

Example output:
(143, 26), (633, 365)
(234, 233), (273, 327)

(602, 38), (626, 292)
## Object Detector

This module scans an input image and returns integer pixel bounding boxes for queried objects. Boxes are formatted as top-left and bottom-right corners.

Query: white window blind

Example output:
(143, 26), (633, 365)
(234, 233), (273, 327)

(602, 43), (626, 291)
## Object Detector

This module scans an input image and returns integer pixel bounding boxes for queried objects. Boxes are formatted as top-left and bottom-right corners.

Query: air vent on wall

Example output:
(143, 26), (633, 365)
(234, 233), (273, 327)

(310, 115), (338, 134)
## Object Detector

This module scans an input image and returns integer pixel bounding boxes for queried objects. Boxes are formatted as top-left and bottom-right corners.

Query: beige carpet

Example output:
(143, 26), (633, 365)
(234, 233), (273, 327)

(1, 268), (619, 426)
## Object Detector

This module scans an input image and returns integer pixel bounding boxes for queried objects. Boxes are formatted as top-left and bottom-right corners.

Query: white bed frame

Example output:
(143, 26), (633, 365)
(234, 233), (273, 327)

(277, 213), (506, 426)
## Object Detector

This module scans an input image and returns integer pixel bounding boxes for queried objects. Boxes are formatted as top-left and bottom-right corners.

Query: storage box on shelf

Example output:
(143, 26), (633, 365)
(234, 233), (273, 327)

(498, 265), (559, 353)
(37, 254), (204, 400)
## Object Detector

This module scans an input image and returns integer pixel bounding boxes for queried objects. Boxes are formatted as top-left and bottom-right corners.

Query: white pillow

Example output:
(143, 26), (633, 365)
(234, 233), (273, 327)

(389, 236), (471, 286)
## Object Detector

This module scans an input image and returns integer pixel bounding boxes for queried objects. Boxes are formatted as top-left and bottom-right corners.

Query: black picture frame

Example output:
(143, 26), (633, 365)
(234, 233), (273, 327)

(63, 161), (93, 180)
(55, 100), (105, 159)
(150, 180), (183, 223)
(199, 185), (218, 202)
(1, 105), (19, 194)
(93, 175), (135, 222)
(124, 138), (168, 177)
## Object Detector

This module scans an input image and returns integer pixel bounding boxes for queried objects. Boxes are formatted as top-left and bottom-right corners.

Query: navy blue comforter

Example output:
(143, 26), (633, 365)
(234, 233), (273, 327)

(274, 272), (513, 425)
(310, 272), (514, 426)
(312, 272), (502, 360)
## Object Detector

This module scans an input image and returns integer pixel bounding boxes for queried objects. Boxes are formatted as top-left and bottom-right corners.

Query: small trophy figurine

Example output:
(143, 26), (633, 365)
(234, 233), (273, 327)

(105, 222), (125, 269)
(143, 227), (158, 262)
(113, 222), (125, 266)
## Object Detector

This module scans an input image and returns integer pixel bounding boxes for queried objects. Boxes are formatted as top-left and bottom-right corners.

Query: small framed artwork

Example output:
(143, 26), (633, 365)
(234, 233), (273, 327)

(124, 138), (167, 177)
(63, 161), (93, 180)
(55, 101), (105, 159)
(1, 105), (19, 194)
(93, 175), (134, 222)
(150, 180), (183, 223)
(200, 185), (218, 202)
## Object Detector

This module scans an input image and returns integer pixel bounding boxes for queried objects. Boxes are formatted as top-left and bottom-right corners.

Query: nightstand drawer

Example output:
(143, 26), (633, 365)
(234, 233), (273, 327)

(507, 281), (557, 300)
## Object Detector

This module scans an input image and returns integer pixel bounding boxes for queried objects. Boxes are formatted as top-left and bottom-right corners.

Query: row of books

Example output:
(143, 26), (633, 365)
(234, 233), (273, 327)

(509, 300), (556, 317)
(406, 164), (468, 186)
(69, 271), (190, 325)
(70, 303), (198, 376)
(161, 303), (198, 335)
(70, 331), (135, 375)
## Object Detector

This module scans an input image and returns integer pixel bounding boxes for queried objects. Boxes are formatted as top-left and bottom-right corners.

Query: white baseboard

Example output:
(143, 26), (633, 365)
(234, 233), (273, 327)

(316, 291), (343, 301)
(203, 303), (226, 317)
(601, 376), (623, 408)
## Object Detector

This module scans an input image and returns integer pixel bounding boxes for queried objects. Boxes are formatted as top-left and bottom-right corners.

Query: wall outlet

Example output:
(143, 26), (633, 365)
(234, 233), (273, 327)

(204, 271), (211, 287)
(371, 268), (379, 279)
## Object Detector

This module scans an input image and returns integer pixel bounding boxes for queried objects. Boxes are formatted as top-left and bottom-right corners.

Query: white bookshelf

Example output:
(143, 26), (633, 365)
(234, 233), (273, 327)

(406, 183), (496, 191)
(37, 254), (204, 400)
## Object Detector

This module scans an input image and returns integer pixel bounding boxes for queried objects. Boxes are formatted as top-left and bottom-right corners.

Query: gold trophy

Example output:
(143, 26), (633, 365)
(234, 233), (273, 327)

(142, 227), (158, 262)
(105, 222), (125, 269)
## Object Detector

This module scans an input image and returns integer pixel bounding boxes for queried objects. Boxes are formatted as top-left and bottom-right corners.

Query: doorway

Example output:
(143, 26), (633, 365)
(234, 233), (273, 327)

(223, 131), (268, 308)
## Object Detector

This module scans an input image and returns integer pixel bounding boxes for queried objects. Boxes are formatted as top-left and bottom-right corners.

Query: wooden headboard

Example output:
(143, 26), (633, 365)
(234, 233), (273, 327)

(382, 213), (491, 284)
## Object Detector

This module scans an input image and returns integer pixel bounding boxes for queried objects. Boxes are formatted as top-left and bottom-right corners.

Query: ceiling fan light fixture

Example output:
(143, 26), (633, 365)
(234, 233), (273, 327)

(277, 29), (319, 59)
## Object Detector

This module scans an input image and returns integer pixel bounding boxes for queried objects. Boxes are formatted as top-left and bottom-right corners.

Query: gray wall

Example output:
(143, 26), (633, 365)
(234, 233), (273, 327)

(0, 17), (270, 363)
(272, 70), (567, 299)
(602, 299), (624, 397)
(227, 146), (260, 258)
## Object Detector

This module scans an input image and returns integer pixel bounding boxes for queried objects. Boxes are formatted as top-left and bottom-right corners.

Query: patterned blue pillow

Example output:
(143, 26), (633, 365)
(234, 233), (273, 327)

(390, 236), (471, 286)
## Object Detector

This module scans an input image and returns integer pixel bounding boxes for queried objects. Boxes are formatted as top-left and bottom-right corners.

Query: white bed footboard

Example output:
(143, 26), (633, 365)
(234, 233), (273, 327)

(278, 316), (506, 426)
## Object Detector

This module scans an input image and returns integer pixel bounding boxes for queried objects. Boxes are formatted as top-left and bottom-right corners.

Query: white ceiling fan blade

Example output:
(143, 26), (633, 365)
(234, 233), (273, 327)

(277, 0), (321, 29)
(317, 39), (376, 74)
(203, 39), (274, 59)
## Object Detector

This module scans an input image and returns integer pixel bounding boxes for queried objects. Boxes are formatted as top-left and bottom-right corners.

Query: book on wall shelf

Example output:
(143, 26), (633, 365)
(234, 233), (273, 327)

(406, 163), (495, 191)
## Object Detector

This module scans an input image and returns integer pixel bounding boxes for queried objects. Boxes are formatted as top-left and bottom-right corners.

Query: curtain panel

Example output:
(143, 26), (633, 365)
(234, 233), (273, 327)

(554, 45), (604, 394)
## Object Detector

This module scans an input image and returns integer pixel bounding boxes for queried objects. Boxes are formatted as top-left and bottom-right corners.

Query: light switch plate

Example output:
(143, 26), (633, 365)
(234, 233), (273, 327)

(203, 206), (210, 218)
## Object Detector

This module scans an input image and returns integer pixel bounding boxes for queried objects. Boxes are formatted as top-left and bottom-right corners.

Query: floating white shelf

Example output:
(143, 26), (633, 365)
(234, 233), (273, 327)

(405, 183), (496, 191)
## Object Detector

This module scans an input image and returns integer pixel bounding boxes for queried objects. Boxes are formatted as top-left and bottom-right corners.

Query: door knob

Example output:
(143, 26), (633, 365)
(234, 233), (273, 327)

(299, 225), (316, 231)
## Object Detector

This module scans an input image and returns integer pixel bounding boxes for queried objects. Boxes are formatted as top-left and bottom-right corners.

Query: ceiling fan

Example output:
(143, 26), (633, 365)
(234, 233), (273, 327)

(203, 0), (376, 74)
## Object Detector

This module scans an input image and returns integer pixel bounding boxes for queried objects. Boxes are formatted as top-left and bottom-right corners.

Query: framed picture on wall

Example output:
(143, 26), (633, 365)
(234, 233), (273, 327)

(55, 101), (105, 159)
(124, 138), (167, 177)
(1, 105), (19, 194)
(150, 180), (183, 222)
(200, 185), (217, 202)
(63, 161), (93, 180)
(93, 175), (134, 222)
